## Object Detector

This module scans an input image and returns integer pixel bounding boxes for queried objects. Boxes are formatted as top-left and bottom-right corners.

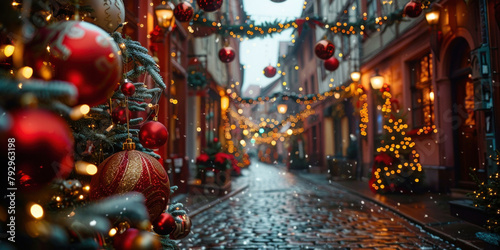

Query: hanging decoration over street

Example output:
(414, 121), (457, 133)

(324, 57), (340, 71)
(174, 1), (195, 22)
(190, 0), (436, 39)
(82, 0), (126, 33)
(404, 0), (423, 18)
(314, 39), (335, 59)
(196, 0), (223, 12)
(263, 65), (277, 78)
(218, 46), (236, 63)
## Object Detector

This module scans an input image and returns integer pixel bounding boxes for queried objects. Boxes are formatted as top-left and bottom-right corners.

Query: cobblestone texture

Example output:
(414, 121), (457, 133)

(179, 162), (457, 249)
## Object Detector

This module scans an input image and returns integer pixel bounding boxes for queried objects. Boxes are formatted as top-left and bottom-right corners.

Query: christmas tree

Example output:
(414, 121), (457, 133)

(369, 84), (425, 193)
(472, 152), (500, 234)
(0, 1), (191, 249)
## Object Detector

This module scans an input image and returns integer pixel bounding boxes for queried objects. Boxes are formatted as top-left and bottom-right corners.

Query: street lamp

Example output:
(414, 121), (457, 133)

(370, 69), (384, 90)
(425, 7), (440, 26)
(155, 1), (175, 31)
(277, 104), (288, 114)
(425, 3), (441, 60)
(350, 71), (361, 82)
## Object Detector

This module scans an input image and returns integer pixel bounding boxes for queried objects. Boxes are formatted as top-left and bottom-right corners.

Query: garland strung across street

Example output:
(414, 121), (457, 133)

(189, 0), (436, 39)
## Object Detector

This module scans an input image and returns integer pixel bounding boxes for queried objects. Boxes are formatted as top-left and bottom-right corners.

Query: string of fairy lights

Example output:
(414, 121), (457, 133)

(189, 1), (436, 40)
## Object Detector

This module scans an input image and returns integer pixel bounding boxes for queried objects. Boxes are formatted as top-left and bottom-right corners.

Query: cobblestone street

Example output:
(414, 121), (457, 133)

(179, 162), (458, 249)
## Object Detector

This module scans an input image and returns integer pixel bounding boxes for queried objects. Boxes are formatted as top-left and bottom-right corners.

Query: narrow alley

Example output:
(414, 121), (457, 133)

(179, 161), (456, 249)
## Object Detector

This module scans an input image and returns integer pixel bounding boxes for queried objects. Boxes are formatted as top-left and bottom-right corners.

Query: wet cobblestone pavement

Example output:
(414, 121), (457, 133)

(179, 162), (458, 249)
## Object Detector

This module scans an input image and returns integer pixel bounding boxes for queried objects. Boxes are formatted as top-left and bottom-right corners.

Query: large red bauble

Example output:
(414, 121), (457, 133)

(263, 65), (277, 78)
(112, 106), (129, 124)
(169, 215), (192, 240)
(0, 110), (74, 190)
(89, 150), (171, 221)
(196, 0), (223, 12)
(314, 40), (335, 60)
(218, 47), (235, 63)
(152, 213), (177, 235)
(174, 2), (194, 22)
(27, 21), (122, 106)
(139, 121), (168, 149)
(324, 57), (339, 71)
(404, 1), (422, 18)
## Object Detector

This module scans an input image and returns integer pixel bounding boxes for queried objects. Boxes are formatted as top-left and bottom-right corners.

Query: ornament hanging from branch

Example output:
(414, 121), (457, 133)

(218, 46), (235, 63)
(174, 1), (194, 22)
(81, 0), (126, 33)
(314, 39), (335, 60)
(120, 79), (136, 97)
(196, 0), (223, 12)
(139, 121), (169, 149)
(263, 65), (277, 78)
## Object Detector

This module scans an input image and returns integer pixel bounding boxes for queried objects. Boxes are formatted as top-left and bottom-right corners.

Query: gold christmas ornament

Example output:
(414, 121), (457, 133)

(82, 0), (126, 33)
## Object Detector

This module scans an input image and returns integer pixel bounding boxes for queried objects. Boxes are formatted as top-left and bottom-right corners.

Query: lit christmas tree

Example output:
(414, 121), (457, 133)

(369, 84), (425, 193)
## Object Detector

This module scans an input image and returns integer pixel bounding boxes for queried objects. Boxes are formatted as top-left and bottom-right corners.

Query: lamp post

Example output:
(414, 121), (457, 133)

(350, 71), (361, 82)
(370, 69), (384, 90)
(155, 1), (175, 31)
(425, 4), (441, 60)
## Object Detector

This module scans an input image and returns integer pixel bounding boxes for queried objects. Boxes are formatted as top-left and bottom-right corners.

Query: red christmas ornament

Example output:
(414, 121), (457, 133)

(263, 65), (277, 78)
(196, 0), (223, 12)
(169, 215), (192, 240)
(218, 47), (235, 63)
(139, 121), (168, 149)
(404, 1), (422, 18)
(152, 213), (177, 235)
(174, 2), (194, 22)
(213, 137), (219, 143)
(112, 106), (129, 124)
(121, 80), (136, 97)
(314, 40), (335, 60)
(0, 110), (74, 190)
(26, 21), (122, 106)
(324, 57), (339, 71)
(113, 228), (161, 250)
(90, 149), (171, 221)
(380, 83), (391, 93)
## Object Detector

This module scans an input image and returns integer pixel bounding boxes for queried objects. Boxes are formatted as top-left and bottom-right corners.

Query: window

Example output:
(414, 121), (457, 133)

(410, 53), (435, 128)
(367, 0), (377, 18)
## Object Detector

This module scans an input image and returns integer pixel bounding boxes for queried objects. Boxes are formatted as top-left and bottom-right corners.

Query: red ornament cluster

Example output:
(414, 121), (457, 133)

(218, 46), (235, 63)
(174, 2), (194, 22)
(196, 0), (223, 12)
(112, 106), (129, 124)
(404, 1), (422, 18)
(263, 65), (277, 78)
(314, 39), (335, 60)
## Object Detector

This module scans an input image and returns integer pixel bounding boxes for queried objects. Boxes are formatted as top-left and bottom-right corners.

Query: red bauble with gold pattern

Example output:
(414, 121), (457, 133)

(169, 214), (192, 240)
(324, 57), (339, 71)
(263, 65), (277, 78)
(218, 46), (235, 63)
(404, 1), (422, 18)
(139, 121), (168, 149)
(26, 21), (122, 106)
(314, 40), (335, 60)
(112, 106), (129, 124)
(113, 228), (162, 250)
(196, 0), (223, 12)
(89, 148), (171, 221)
(174, 2), (194, 22)
(121, 80), (136, 97)
(152, 212), (177, 235)
(0, 109), (74, 190)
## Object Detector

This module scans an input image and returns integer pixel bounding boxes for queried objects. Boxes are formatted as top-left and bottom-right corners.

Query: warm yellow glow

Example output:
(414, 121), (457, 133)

(80, 104), (90, 115)
(86, 164), (98, 175)
(75, 161), (98, 175)
(350, 71), (361, 82)
(287, 129), (293, 135)
(370, 73), (384, 90)
(109, 228), (117, 237)
(425, 10), (440, 26)
(30, 204), (44, 219)
(243, 129), (249, 136)
(429, 91), (435, 102)
(277, 104), (288, 114)
(155, 2), (175, 30)
(20, 66), (33, 79)
(240, 140), (246, 146)
(271, 140), (276, 146)
(221, 96), (230, 111)
(3, 45), (15, 57)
